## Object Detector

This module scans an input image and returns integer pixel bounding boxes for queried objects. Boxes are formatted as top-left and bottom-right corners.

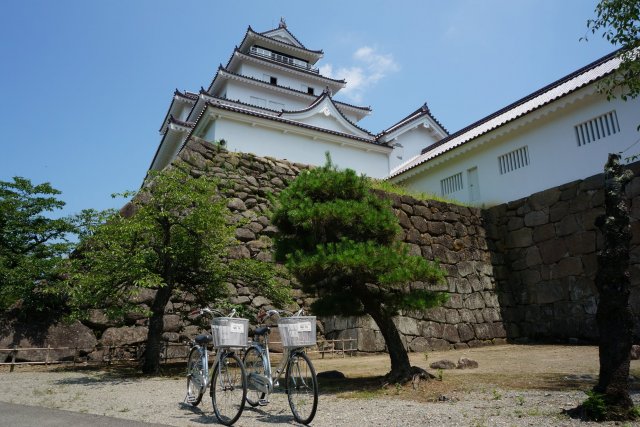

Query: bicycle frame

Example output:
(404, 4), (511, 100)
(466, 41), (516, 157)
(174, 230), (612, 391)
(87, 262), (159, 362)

(246, 336), (297, 396)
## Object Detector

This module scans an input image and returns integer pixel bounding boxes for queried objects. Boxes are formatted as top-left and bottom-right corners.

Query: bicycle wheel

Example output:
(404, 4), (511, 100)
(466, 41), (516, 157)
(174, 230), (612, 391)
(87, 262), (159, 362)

(211, 352), (247, 426)
(243, 346), (267, 406)
(186, 346), (204, 406)
(285, 351), (318, 425)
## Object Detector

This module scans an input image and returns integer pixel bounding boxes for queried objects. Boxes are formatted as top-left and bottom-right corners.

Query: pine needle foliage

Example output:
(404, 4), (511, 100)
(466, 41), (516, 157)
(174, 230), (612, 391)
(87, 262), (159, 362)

(272, 156), (446, 322)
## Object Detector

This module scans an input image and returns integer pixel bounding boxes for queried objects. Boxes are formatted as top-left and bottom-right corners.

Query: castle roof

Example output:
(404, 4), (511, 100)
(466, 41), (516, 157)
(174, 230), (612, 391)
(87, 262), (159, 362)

(238, 26), (323, 64)
(379, 103), (448, 138)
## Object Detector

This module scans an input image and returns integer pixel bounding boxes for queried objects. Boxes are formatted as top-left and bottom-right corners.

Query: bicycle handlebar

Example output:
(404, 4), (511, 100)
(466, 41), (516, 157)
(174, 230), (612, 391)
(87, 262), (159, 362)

(190, 307), (237, 318)
(258, 308), (305, 322)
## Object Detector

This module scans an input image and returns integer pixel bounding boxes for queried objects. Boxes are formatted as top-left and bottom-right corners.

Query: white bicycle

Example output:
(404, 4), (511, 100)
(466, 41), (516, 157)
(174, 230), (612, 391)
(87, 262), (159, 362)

(185, 307), (248, 426)
(243, 309), (319, 425)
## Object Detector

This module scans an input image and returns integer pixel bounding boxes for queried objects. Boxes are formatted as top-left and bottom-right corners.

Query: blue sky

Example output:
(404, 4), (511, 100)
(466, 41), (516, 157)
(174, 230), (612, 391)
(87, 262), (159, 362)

(0, 1), (613, 217)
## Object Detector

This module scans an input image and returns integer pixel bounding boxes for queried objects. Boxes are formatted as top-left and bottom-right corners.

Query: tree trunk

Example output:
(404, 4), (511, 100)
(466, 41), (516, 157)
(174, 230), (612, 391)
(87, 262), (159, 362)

(362, 298), (412, 382)
(142, 284), (173, 374)
(593, 153), (635, 419)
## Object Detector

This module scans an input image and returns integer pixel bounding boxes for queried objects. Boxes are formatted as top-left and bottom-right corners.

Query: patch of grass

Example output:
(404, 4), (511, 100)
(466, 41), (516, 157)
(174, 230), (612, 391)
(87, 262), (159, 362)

(515, 395), (525, 406)
(491, 389), (502, 400)
(370, 179), (468, 206)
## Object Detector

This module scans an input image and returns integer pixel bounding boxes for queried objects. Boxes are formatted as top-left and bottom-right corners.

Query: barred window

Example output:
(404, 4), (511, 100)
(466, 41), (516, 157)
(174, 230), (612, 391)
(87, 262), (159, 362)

(441, 172), (463, 195)
(575, 110), (620, 147)
(498, 146), (529, 175)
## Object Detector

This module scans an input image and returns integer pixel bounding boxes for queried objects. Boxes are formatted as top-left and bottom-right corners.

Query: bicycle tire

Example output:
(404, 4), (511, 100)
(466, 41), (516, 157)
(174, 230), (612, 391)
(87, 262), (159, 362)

(186, 346), (204, 406)
(243, 346), (267, 406)
(211, 352), (247, 426)
(285, 350), (318, 425)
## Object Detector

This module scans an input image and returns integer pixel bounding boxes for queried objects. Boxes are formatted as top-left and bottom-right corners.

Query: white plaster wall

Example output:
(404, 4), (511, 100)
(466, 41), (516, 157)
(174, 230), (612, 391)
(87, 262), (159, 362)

(238, 63), (320, 94)
(293, 113), (357, 135)
(210, 118), (390, 178)
(224, 81), (311, 112)
(389, 127), (442, 171)
(397, 93), (640, 206)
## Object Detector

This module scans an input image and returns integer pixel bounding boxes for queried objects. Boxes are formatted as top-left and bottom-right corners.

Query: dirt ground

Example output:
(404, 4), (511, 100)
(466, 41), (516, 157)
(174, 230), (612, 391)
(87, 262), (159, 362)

(1, 344), (639, 426)
(310, 344), (640, 401)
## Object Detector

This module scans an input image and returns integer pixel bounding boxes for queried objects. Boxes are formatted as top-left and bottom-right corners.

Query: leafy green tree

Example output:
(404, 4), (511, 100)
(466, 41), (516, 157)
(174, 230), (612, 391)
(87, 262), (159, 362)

(67, 166), (288, 374)
(586, 0), (640, 102)
(0, 177), (74, 315)
(272, 159), (446, 382)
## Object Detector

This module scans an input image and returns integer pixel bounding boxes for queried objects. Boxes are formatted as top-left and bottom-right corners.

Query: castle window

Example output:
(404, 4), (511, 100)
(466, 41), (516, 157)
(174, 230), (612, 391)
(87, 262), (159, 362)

(307, 87), (314, 95)
(498, 146), (529, 175)
(440, 172), (463, 195)
(575, 110), (619, 146)
(270, 76), (278, 85)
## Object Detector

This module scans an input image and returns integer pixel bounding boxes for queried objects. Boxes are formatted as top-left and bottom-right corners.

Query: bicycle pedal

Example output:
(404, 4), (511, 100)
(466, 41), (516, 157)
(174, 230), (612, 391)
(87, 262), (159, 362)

(258, 399), (269, 406)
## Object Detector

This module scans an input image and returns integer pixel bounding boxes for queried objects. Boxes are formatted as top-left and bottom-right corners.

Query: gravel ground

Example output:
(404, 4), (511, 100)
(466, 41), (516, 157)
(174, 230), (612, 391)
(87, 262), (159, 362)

(0, 368), (638, 426)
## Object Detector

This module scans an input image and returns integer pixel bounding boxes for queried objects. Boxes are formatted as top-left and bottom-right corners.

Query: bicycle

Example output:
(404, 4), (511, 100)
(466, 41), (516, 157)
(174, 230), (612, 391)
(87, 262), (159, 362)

(185, 307), (248, 426)
(243, 309), (319, 425)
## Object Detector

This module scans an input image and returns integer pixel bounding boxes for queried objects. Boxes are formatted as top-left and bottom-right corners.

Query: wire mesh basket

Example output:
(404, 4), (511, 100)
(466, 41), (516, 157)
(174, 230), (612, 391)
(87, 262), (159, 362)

(210, 317), (249, 348)
(277, 316), (317, 348)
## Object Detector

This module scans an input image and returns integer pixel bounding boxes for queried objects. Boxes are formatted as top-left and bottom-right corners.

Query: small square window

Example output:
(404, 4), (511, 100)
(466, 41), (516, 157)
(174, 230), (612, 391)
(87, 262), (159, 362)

(307, 87), (314, 95)
(270, 76), (278, 85)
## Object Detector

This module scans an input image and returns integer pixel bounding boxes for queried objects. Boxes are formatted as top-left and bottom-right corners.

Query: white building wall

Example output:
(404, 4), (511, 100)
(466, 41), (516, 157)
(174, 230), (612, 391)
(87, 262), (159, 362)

(238, 63), (321, 95)
(210, 119), (390, 178)
(396, 93), (640, 206)
(389, 127), (442, 171)
(223, 81), (305, 111)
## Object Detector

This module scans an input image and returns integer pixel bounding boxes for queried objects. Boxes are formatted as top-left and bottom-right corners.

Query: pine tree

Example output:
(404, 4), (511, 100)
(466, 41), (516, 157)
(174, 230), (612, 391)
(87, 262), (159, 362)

(272, 158), (446, 382)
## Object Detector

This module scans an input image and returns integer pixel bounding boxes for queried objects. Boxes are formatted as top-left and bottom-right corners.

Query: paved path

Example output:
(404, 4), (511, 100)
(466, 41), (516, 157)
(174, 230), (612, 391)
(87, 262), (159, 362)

(0, 402), (170, 427)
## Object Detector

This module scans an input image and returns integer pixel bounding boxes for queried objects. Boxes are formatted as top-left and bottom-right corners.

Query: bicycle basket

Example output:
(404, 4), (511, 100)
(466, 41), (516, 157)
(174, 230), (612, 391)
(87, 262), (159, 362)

(277, 316), (316, 348)
(210, 317), (249, 348)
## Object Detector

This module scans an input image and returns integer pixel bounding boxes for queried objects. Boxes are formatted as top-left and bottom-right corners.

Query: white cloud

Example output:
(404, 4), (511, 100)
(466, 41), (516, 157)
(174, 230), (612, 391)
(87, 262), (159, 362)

(321, 46), (399, 103)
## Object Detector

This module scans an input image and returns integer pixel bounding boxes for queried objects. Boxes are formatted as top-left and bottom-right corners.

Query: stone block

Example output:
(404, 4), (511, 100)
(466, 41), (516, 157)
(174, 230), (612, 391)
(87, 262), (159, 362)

(539, 239), (567, 264)
(459, 309), (476, 323)
(491, 322), (507, 338)
(457, 323), (475, 342)
(463, 293), (485, 310)
(427, 338), (451, 351)
(555, 256), (583, 278)
(524, 210), (548, 227)
(357, 328), (386, 352)
(251, 296), (272, 308)
(163, 315), (181, 332)
(424, 307), (447, 323)
(227, 198), (246, 211)
(506, 228), (533, 248)
(442, 324), (460, 343)
(420, 321), (444, 338)
(393, 316), (420, 336)
(533, 223), (556, 243)
(410, 216), (429, 233)
(445, 310), (462, 324)
(101, 326), (148, 346)
(556, 215), (580, 236)
(566, 231), (596, 255)
(235, 228), (255, 242)
(428, 221), (446, 236)
(482, 308), (501, 322)
(457, 261), (475, 277)
(549, 201), (570, 222)
(473, 323), (493, 340)
(530, 189), (561, 210)
(408, 336), (430, 352)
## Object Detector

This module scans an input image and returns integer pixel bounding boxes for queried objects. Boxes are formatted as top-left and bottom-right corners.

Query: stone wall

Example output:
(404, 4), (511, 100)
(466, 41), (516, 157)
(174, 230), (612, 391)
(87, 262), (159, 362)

(5, 139), (639, 362)
(324, 194), (506, 352)
(484, 163), (640, 342)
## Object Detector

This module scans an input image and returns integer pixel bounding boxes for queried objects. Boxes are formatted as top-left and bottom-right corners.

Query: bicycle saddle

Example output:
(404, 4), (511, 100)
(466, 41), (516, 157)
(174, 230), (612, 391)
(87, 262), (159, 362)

(194, 334), (213, 345)
(254, 326), (271, 336)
